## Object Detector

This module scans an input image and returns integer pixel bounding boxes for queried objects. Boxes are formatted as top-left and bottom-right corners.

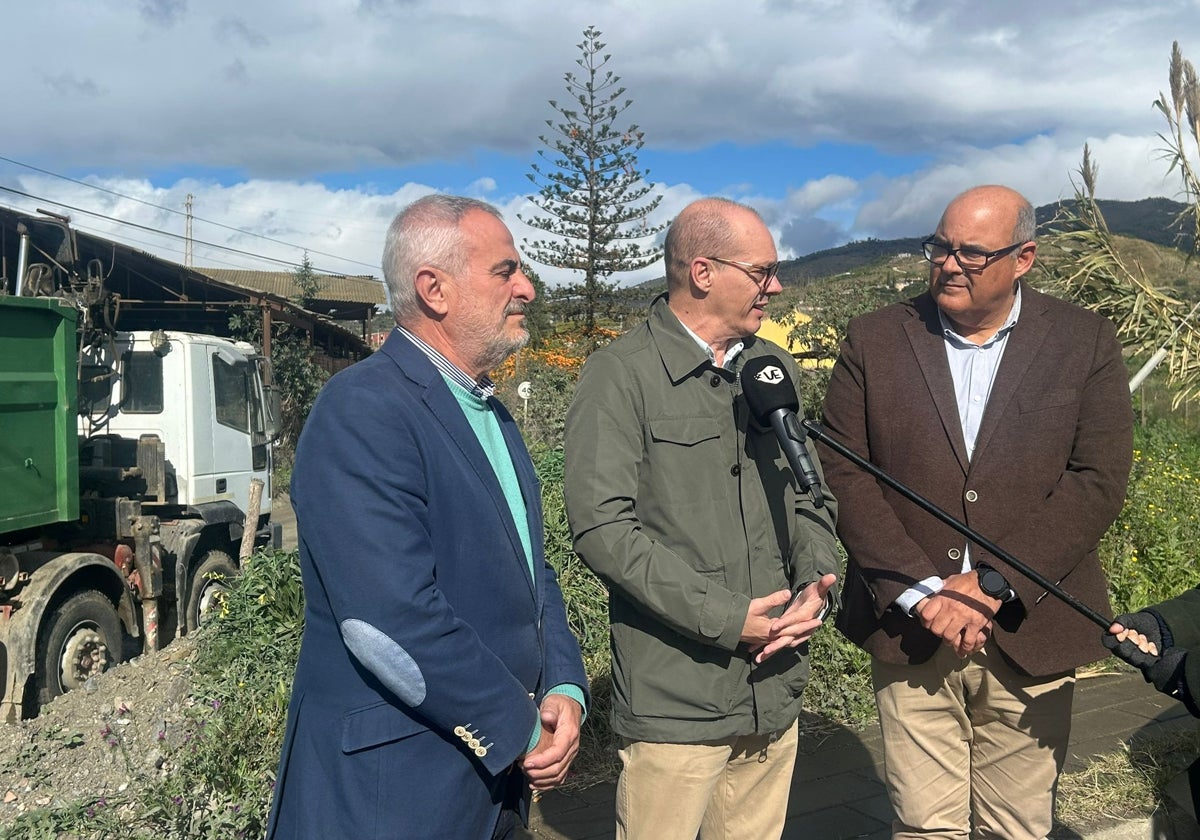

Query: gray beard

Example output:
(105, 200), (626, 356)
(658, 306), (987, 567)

(477, 327), (530, 374)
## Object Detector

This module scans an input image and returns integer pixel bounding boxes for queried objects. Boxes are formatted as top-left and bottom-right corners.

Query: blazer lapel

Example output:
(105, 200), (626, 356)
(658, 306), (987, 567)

(382, 332), (537, 598)
(970, 288), (1052, 463)
(491, 397), (544, 604)
(905, 297), (970, 473)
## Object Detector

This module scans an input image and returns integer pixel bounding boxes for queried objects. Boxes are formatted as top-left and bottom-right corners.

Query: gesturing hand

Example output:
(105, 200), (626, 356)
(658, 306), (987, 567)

(747, 573), (838, 664)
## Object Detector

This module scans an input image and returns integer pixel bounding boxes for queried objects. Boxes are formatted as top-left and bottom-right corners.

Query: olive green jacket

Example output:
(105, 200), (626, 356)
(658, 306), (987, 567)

(564, 295), (841, 742)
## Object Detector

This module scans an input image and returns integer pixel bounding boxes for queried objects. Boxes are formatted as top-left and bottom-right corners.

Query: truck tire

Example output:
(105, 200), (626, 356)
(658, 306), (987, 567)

(186, 549), (238, 632)
(35, 591), (123, 707)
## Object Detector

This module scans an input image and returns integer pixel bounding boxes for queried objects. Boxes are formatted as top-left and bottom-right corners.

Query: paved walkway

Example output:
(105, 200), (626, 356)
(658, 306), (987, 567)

(521, 672), (1199, 839)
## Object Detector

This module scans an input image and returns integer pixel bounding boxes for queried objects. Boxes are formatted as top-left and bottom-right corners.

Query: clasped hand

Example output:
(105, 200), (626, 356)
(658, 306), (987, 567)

(520, 694), (582, 791)
(915, 572), (1001, 658)
(742, 573), (838, 664)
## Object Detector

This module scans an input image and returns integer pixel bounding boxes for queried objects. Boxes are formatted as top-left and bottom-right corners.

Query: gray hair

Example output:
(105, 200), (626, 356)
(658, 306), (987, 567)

(1013, 196), (1036, 245)
(382, 195), (504, 324)
(663, 198), (763, 291)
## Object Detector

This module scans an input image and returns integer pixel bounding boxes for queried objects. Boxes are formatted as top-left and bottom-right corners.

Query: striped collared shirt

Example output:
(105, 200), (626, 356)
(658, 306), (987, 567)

(395, 326), (496, 398)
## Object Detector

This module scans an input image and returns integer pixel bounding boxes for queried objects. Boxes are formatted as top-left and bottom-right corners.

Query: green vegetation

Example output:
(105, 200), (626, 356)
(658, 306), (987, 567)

(228, 295), (330, 496)
(779, 236), (926, 284)
(5, 415), (1194, 838)
(1103, 421), (1200, 610)
(534, 449), (621, 785)
(289, 252), (322, 309)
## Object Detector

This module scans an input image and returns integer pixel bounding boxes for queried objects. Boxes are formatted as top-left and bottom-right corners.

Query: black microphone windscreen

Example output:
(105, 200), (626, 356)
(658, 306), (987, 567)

(740, 354), (799, 422)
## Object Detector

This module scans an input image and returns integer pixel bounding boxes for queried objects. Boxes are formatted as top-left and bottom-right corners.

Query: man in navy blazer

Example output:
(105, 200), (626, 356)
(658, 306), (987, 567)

(266, 195), (588, 839)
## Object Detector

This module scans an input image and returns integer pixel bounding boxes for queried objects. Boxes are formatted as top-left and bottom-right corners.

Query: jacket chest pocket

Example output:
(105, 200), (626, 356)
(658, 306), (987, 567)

(1018, 388), (1078, 414)
(646, 417), (724, 502)
(649, 417), (722, 446)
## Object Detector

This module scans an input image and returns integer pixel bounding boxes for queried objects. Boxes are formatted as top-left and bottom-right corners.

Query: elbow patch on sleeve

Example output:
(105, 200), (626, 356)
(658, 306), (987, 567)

(340, 618), (427, 707)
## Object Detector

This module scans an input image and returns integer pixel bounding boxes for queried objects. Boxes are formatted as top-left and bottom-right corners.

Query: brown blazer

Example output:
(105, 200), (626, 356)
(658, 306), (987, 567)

(821, 283), (1133, 677)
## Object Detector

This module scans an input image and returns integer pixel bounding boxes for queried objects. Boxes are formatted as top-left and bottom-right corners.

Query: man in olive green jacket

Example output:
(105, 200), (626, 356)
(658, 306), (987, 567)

(564, 198), (840, 840)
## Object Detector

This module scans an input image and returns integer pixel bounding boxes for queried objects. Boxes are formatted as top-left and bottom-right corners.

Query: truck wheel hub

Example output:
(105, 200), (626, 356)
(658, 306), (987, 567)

(59, 628), (109, 691)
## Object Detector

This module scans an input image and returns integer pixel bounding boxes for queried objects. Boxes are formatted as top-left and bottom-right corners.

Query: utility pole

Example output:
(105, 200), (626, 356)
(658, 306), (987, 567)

(184, 193), (194, 268)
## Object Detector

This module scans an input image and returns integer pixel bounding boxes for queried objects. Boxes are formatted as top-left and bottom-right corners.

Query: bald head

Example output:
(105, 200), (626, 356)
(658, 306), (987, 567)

(941, 185), (1036, 246)
(929, 184), (1038, 342)
(664, 198), (767, 292)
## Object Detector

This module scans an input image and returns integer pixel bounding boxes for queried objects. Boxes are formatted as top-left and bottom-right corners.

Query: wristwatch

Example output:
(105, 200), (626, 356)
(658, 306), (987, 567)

(976, 565), (1016, 603)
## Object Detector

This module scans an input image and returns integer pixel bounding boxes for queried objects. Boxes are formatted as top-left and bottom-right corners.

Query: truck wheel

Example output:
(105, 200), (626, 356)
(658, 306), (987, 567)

(186, 550), (239, 632)
(35, 591), (123, 707)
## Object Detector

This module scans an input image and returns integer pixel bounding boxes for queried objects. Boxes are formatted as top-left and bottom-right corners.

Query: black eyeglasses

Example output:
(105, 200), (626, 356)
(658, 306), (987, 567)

(705, 256), (780, 290)
(921, 237), (1025, 271)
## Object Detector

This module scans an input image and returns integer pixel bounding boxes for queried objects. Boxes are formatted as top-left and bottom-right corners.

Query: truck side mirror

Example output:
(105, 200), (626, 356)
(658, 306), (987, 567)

(253, 356), (282, 443)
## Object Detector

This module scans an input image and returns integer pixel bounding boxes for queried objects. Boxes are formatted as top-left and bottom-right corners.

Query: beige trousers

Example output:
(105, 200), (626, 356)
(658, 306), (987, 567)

(614, 721), (798, 840)
(872, 644), (1075, 840)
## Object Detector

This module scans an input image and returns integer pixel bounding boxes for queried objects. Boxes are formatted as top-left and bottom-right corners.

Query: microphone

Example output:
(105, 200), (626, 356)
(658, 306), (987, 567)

(740, 354), (825, 508)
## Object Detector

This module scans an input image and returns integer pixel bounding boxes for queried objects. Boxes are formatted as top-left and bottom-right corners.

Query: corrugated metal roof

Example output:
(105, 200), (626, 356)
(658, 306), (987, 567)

(196, 268), (387, 305)
(0, 204), (374, 361)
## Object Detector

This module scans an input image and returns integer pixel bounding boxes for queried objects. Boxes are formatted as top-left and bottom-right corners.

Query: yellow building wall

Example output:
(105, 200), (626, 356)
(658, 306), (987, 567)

(756, 311), (830, 369)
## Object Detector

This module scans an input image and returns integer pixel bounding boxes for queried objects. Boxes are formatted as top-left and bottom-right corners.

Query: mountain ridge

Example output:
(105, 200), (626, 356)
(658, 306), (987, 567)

(632, 197), (1193, 291)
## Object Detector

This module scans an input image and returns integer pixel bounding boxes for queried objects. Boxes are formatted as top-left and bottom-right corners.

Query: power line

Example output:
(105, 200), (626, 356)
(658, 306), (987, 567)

(0, 184), (377, 276)
(0, 154), (381, 271)
(68, 220), (282, 274)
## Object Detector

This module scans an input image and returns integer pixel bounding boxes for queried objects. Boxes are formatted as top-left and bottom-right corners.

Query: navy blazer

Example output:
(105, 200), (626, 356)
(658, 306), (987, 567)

(267, 329), (587, 839)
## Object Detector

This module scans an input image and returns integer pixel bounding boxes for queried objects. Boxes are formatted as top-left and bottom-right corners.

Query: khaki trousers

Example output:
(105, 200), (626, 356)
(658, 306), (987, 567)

(872, 644), (1075, 840)
(614, 721), (798, 840)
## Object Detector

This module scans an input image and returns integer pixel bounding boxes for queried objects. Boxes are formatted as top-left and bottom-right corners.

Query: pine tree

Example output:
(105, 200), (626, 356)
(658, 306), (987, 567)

(291, 251), (321, 308)
(520, 25), (665, 335)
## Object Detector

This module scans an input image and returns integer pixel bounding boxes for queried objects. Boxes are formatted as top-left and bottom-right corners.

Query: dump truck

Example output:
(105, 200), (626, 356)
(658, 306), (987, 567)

(0, 214), (280, 720)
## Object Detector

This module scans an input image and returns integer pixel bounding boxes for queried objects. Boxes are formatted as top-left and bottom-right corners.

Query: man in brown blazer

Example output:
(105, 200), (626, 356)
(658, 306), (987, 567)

(821, 185), (1133, 840)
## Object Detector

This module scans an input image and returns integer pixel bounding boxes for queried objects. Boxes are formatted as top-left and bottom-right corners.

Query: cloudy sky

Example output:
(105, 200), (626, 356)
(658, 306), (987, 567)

(3, 0), (1197, 290)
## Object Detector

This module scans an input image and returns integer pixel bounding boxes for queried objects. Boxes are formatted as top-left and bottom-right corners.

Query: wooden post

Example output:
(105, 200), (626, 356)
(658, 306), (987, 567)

(260, 303), (273, 359)
(239, 478), (264, 561)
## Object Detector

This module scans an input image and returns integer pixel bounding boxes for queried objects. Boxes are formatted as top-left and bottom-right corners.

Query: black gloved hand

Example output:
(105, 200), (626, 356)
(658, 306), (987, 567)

(1103, 611), (1165, 669)
(1144, 647), (1188, 698)
(1104, 611), (1191, 706)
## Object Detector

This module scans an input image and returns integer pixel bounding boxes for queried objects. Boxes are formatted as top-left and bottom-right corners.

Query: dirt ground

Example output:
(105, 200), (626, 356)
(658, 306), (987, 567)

(0, 496), (297, 826)
(0, 635), (202, 826)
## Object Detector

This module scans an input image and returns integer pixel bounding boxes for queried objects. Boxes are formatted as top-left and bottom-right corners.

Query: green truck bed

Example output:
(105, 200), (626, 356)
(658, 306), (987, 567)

(0, 296), (79, 533)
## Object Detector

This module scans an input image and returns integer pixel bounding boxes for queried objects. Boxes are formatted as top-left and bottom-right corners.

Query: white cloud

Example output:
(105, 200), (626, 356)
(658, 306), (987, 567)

(786, 176), (861, 216)
(1, 0), (1196, 282)
(854, 133), (1169, 239)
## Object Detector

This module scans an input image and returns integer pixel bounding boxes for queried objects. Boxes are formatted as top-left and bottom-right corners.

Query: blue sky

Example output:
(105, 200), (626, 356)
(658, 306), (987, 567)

(1, 0), (1197, 286)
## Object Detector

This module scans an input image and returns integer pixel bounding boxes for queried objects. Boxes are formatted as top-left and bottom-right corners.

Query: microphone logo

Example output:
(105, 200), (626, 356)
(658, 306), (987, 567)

(752, 364), (785, 385)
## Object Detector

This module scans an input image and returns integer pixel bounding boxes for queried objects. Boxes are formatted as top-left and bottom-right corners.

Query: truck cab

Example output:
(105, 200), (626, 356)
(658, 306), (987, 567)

(81, 329), (277, 526)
